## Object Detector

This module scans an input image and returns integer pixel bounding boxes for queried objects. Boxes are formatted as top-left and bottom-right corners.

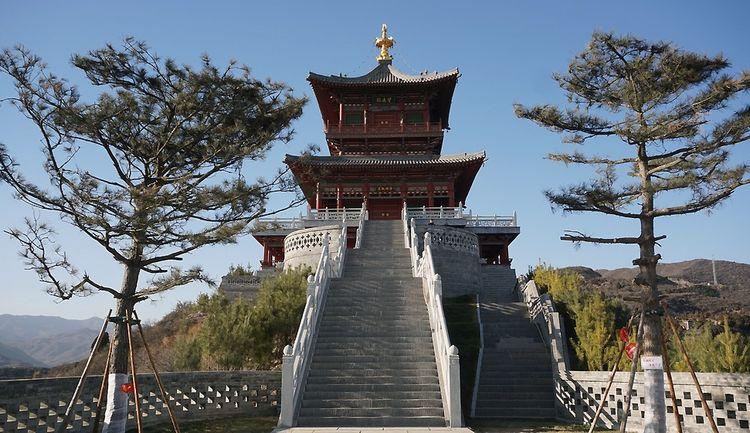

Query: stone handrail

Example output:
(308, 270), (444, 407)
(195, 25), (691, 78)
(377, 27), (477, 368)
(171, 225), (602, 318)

(470, 292), (484, 418)
(307, 206), (363, 222)
(464, 211), (517, 227)
(405, 205), (518, 228)
(354, 203), (368, 249)
(279, 228), (347, 427)
(406, 205), (462, 220)
(519, 279), (570, 372)
(407, 224), (462, 427)
(0, 371), (280, 433)
(423, 225), (479, 254)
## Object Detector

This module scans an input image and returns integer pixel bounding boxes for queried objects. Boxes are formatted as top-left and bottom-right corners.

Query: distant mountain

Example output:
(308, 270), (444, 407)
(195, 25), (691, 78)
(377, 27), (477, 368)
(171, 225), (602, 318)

(0, 341), (45, 367)
(0, 315), (103, 367)
(563, 259), (750, 332)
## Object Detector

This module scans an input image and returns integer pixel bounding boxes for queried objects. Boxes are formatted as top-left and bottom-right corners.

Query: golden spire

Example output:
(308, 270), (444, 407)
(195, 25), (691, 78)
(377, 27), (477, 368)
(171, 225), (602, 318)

(374, 23), (394, 62)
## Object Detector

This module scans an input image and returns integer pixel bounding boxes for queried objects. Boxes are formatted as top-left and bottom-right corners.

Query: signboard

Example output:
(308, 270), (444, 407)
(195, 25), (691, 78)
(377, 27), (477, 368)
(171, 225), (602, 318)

(641, 355), (664, 370)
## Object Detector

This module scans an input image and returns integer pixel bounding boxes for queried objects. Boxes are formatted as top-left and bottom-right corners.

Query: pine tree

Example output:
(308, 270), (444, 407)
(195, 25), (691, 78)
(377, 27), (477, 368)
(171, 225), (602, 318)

(0, 39), (305, 433)
(516, 32), (750, 432)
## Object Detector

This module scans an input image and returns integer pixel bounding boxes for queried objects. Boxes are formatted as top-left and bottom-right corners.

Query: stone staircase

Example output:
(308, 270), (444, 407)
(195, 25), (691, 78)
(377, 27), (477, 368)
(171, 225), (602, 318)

(296, 220), (445, 427)
(473, 266), (556, 419)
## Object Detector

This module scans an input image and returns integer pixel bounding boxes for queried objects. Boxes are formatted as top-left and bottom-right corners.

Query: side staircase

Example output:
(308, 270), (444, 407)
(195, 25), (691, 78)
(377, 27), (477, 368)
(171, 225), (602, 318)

(296, 220), (445, 427)
(473, 266), (556, 419)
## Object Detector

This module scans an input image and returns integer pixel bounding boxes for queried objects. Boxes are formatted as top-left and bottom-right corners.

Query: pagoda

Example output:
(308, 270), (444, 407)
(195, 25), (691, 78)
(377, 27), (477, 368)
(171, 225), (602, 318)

(252, 25), (518, 268)
(287, 24), (483, 218)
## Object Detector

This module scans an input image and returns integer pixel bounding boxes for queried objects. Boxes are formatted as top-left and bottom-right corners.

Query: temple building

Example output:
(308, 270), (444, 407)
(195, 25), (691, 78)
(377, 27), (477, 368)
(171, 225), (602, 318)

(251, 25), (519, 270)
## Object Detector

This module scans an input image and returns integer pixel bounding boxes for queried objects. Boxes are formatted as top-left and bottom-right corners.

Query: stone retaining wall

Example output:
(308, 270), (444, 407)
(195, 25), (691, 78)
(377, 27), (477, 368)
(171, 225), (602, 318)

(557, 370), (750, 432)
(426, 226), (480, 297)
(0, 370), (281, 433)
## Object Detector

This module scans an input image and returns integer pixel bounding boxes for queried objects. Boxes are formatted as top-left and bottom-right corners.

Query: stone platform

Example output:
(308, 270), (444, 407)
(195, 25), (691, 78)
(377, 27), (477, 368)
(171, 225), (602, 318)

(274, 428), (476, 433)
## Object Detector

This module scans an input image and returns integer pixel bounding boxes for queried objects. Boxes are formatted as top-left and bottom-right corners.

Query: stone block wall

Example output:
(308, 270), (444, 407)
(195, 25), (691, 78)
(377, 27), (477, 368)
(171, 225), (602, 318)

(425, 226), (481, 297)
(0, 370), (281, 433)
(556, 370), (750, 432)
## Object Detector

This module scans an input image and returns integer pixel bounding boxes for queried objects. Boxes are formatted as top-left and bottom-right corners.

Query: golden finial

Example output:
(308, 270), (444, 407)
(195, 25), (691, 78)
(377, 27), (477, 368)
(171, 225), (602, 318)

(374, 24), (394, 62)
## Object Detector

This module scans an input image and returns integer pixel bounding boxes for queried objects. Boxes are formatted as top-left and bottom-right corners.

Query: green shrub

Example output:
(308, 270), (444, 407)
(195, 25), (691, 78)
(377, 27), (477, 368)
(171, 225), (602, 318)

(533, 264), (628, 371)
(670, 317), (750, 373)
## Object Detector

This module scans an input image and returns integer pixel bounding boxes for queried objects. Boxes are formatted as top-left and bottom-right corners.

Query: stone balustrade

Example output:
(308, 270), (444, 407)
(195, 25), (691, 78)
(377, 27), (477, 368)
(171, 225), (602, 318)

(519, 278), (750, 432)
(0, 370), (280, 433)
(283, 225), (343, 271)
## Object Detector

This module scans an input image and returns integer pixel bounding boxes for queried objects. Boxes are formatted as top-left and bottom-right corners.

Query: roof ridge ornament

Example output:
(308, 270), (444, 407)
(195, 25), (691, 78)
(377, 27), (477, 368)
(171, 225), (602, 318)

(374, 24), (394, 62)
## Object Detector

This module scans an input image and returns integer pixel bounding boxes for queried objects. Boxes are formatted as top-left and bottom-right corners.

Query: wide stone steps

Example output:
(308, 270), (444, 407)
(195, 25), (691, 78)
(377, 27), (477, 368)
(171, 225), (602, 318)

(474, 267), (555, 419)
(296, 219), (443, 427)
(298, 407), (444, 418)
(302, 398), (443, 409)
(296, 416), (445, 428)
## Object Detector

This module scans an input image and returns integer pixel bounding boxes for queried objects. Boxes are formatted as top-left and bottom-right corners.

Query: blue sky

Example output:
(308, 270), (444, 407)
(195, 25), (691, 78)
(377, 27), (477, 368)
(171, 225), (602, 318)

(1, 0), (748, 321)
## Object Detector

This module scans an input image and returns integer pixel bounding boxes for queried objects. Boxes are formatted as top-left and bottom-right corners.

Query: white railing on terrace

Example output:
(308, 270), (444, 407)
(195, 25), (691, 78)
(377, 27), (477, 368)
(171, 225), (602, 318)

(254, 205), (367, 232)
(404, 203), (518, 227)
(307, 206), (364, 222)
(405, 214), (462, 427)
(278, 221), (353, 427)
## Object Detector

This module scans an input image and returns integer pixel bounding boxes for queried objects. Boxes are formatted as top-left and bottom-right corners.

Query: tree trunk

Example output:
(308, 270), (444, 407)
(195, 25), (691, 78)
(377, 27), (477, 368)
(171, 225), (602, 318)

(638, 216), (667, 433)
(101, 263), (140, 433)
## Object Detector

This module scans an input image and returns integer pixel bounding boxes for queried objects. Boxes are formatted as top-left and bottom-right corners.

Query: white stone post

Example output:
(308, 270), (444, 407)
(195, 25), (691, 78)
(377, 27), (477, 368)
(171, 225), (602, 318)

(513, 210), (518, 226)
(448, 345), (462, 427)
(278, 345), (295, 427)
(457, 202), (463, 218)
(433, 273), (442, 297)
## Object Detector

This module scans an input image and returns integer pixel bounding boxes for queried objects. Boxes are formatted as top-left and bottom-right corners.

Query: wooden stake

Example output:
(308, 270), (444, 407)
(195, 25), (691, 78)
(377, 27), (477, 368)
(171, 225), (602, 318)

(126, 309), (143, 433)
(619, 307), (645, 433)
(587, 315), (635, 433)
(91, 331), (114, 433)
(133, 310), (181, 433)
(662, 305), (719, 433)
(660, 324), (683, 433)
(55, 310), (112, 433)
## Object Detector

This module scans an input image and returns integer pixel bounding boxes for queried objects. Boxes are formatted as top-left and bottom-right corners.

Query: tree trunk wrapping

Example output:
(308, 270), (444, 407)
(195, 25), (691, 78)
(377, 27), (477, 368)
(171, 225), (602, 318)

(101, 264), (140, 433)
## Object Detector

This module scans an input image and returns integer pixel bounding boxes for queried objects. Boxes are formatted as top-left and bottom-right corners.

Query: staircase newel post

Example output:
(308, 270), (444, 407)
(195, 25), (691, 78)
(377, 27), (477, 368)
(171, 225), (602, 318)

(279, 345), (295, 427)
(448, 345), (462, 427)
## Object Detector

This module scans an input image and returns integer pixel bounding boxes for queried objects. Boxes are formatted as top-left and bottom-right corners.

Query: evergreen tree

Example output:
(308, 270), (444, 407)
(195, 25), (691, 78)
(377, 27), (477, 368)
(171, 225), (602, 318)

(516, 32), (750, 432)
(0, 39), (305, 433)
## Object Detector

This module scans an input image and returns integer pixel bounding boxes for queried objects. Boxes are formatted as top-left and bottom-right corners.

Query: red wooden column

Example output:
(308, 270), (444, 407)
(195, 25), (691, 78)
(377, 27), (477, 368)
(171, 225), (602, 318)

(427, 182), (435, 207)
(336, 183), (343, 208)
(423, 94), (430, 130)
(447, 183), (455, 207)
(400, 183), (408, 203)
(499, 243), (511, 266)
(338, 101), (343, 132)
(260, 242), (272, 268)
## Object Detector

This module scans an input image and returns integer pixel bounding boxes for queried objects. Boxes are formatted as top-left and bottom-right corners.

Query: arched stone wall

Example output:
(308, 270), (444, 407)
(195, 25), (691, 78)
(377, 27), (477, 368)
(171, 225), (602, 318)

(283, 225), (343, 271)
(426, 226), (481, 297)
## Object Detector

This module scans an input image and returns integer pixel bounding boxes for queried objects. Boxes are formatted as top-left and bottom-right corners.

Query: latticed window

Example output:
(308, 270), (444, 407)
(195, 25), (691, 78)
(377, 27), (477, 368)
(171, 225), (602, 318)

(344, 112), (363, 125)
(405, 111), (424, 124)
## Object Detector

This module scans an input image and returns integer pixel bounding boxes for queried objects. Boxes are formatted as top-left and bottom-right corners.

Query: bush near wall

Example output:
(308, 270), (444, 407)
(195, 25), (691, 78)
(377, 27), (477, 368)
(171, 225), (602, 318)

(534, 265), (750, 373)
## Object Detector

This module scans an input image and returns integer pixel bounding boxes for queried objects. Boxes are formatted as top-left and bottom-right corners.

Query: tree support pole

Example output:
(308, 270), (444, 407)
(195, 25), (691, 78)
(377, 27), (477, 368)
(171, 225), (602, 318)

(56, 310), (112, 433)
(659, 324), (683, 433)
(662, 305), (719, 433)
(588, 315), (635, 433)
(91, 332), (114, 433)
(133, 310), (181, 433)
(125, 309), (143, 433)
(619, 307), (645, 433)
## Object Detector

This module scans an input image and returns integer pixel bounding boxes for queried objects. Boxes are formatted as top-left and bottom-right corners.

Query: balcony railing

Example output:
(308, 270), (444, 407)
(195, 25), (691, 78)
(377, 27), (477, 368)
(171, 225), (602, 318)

(253, 205), (367, 232)
(325, 121), (443, 135)
(404, 204), (518, 227)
